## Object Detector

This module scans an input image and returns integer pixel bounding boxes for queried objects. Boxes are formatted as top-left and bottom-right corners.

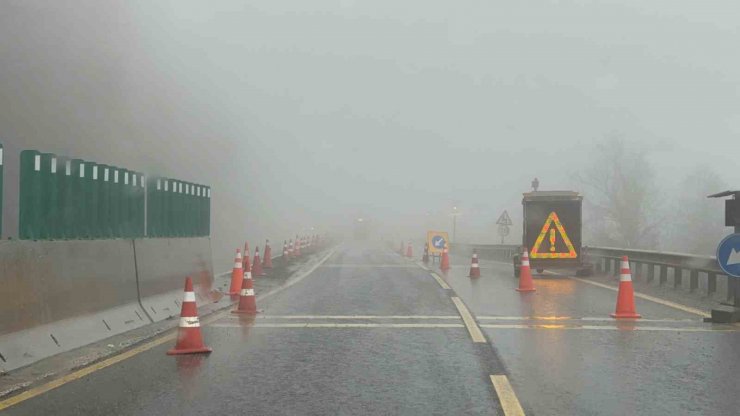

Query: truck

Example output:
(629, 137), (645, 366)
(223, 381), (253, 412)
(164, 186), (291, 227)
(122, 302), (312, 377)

(513, 191), (593, 277)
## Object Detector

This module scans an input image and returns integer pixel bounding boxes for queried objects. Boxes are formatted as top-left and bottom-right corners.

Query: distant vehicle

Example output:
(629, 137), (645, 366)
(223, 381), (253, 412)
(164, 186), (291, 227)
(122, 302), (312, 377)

(513, 191), (592, 277)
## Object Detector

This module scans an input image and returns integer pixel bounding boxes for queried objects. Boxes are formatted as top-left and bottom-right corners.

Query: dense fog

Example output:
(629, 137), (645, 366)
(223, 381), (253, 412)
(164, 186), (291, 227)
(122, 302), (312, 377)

(1, 1), (738, 265)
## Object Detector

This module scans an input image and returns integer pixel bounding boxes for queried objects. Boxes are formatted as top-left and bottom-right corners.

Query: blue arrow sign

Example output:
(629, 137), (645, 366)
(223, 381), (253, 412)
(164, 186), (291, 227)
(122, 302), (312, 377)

(431, 236), (446, 249)
(717, 234), (740, 278)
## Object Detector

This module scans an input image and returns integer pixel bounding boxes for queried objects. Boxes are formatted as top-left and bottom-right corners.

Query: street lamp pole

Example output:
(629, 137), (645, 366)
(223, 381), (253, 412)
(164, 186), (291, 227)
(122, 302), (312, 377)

(452, 206), (459, 243)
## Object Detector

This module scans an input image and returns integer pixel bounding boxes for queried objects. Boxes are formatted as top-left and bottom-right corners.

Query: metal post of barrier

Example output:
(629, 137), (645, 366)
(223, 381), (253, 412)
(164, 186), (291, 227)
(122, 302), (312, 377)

(689, 270), (699, 292)
(659, 265), (668, 285)
(56, 157), (71, 239)
(41, 153), (58, 240)
(708, 272), (717, 295)
(674, 267), (682, 288)
(69, 159), (84, 239)
(647, 263), (655, 282)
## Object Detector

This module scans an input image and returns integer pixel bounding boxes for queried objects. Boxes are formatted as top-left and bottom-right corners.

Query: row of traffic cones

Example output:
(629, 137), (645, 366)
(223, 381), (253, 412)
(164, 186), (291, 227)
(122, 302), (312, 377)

(169, 234), (327, 355)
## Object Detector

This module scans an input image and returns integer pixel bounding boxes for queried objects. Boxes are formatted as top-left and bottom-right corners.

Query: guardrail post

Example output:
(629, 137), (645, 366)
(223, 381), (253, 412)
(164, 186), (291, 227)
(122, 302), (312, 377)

(647, 263), (655, 282)
(613, 258), (619, 276)
(708, 273), (717, 295)
(633, 262), (641, 281)
(729, 279), (736, 303)
(689, 270), (699, 293)
(674, 267), (682, 288)
(659, 265), (667, 285)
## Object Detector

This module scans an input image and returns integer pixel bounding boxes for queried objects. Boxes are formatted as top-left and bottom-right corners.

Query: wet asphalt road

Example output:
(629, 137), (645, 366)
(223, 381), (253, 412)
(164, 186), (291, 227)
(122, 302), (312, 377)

(6, 243), (740, 415)
(2, 243), (504, 415)
(439, 252), (740, 416)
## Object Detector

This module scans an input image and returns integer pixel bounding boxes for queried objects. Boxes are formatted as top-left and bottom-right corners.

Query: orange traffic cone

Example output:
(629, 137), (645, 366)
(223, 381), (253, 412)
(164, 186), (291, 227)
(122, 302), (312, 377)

(516, 249), (536, 292)
(242, 242), (251, 275)
(228, 249), (244, 295)
(422, 243), (430, 263)
(468, 250), (481, 278)
(294, 236), (302, 257)
(252, 247), (265, 277)
(406, 241), (413, 258)
(611, 256), (641, 319)
(167, 277), (212, 355)
(440, 244), (450, 271)
(263, 240), (273, 269)
(232, 267), (257, 315)
(288, 239), (294, 258)
(283, 240), (289, 259)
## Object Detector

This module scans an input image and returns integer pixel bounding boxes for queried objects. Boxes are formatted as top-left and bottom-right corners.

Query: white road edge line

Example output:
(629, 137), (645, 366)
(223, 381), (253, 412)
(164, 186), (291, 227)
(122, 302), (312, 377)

(569, 276), (711, 318)
(479, 324), (736, 332)
(490, 375), (526, 416)
(210, 323), (466, 328)
(226, 315), (461, 320)
(430, 272), (451, 289)
(451, 297), (486, 343)
(256, 248), (337, 302)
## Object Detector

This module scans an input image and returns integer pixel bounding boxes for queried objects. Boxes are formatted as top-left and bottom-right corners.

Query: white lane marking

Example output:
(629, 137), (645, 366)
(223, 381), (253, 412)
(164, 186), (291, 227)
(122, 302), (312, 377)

(256, 249), (337, 302)
(430, 272), (451, 289)
(476, 316), (700, 323)
(569, 276), (711, 318)
(451, 297), (486, 343)
(319, 264), (420, 268)
(490, 375), (526, 416)
(225, 315), (462, 320)
(480, 324), (737, 332)
(210, 323), (466, 329)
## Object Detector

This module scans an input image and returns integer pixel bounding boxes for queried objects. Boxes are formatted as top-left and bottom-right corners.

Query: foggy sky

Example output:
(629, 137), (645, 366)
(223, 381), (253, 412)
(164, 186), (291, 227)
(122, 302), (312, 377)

(1, 1), (738, 265)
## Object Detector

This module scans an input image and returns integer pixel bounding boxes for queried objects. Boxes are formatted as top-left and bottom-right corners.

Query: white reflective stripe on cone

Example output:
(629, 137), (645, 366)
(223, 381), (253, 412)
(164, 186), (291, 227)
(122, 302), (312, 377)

(234, 262), (241, 268)
(240, 288), (255, 296)
(183, 291), (196, 302)
(244, 272), (252, 279)
(472, 264), (479, 268)
(621, 261), (630, 270)
(522, 260), (530, 266)
(180, 317), (200, 328)
(620, 273), (632, 282)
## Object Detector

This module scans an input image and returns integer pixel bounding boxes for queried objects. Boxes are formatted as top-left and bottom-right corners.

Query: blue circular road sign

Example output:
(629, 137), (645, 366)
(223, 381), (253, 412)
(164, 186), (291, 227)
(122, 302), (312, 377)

(431, 236), (446, 249)
(717, 233), (740, 278)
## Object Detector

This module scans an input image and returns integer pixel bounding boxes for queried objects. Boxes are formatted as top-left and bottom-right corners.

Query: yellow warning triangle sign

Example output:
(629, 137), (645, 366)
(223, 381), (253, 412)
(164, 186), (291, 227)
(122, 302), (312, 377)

(530, 211), (577, 259)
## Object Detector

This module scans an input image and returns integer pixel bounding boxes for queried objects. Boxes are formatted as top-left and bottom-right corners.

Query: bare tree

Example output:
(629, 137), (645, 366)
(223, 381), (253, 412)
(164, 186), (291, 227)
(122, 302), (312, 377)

(575, 135), (661, 249)
(663, 166), (727, 255)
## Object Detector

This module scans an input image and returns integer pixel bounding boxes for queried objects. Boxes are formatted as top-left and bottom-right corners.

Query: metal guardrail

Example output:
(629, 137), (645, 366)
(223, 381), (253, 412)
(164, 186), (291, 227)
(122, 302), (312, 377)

(452, 243), (735, 303)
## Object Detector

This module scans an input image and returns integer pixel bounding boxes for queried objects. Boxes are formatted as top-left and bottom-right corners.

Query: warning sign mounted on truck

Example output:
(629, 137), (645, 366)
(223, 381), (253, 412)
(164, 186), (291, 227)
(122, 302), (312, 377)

(522, 191), (582, 269)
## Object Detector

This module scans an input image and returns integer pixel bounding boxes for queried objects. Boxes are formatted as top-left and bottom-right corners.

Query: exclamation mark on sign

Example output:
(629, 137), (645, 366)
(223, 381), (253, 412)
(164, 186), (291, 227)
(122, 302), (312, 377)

(549, 228), (556, 252)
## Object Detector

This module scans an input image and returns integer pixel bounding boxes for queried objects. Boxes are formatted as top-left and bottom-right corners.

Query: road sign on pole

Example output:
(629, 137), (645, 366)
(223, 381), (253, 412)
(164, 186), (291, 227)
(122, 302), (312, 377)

(496, 210), (513, 226)
(717, 234), (740, 278)
(497, 224), (510, 244)
(427, 231), (449, 256)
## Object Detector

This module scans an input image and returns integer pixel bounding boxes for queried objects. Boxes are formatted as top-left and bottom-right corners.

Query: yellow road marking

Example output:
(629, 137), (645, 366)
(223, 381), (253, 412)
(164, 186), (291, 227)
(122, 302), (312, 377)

(480, 324), (737, 332)
(0, 248), (338, 411)
(0, 334), (174, 411)
(451, 297), (486, 343)
(430, 272), (451, 289)
(490, 375), (526, 416)
(570, 276), (711, 318)
(210, 323), (465, 328)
